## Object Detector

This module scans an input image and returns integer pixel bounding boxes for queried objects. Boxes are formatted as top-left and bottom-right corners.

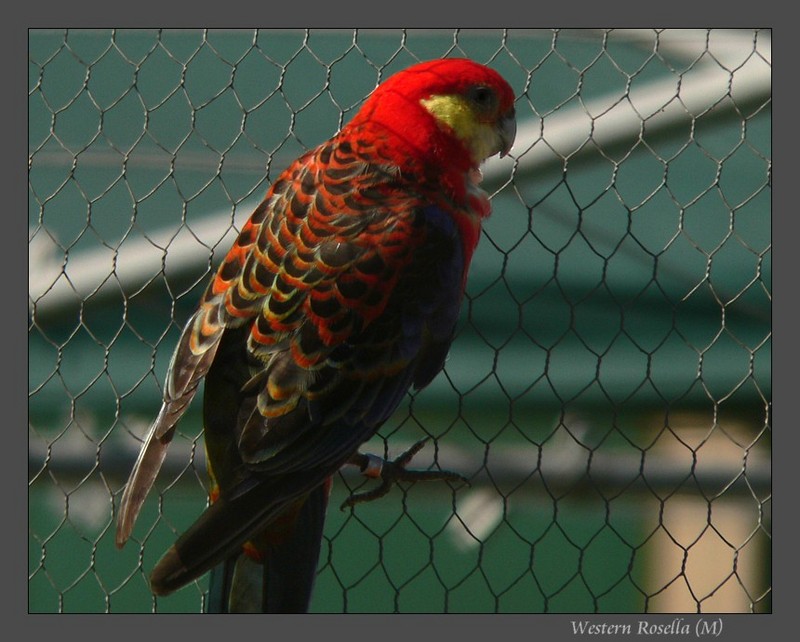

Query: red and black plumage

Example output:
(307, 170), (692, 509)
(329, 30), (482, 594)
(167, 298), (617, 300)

(115, 58), (516, 612)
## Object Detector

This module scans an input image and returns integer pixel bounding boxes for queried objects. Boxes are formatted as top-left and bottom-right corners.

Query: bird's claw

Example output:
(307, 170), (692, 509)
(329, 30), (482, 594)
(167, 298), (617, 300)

(341, 438), (468, 509)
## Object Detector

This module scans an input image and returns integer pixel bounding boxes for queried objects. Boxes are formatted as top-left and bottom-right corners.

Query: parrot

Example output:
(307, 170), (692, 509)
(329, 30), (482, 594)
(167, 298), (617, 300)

(115, 57), (516, 613)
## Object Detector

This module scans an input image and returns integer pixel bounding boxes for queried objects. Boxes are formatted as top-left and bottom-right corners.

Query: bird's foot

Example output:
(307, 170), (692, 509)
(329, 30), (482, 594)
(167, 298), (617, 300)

(341, 438), (468, 509)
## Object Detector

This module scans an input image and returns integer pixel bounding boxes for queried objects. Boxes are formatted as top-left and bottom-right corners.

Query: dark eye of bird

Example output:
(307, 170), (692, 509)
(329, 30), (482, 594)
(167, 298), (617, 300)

(469, 85), (495, 109)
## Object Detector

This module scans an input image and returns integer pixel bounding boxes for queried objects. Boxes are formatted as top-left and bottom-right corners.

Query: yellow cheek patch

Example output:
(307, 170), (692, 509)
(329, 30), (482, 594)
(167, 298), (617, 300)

(420, 95), (478, 140)
(420, 94), (498, 163)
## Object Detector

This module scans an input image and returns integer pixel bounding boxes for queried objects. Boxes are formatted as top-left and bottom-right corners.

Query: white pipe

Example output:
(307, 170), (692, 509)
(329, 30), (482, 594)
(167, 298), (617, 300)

(29, 206), (253, 315)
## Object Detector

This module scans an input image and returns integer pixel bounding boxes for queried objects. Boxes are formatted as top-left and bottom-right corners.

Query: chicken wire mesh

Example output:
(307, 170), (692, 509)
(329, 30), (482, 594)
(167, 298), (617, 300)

(28, 28), (771, 614)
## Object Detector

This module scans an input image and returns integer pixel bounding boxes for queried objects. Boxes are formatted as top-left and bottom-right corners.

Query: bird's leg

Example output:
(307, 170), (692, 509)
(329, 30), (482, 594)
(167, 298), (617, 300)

(341, 438), (468, 509)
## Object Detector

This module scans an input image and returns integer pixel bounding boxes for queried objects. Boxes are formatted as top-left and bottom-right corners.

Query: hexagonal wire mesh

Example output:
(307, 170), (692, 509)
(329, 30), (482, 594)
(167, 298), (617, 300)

(28, 28), (771, 613)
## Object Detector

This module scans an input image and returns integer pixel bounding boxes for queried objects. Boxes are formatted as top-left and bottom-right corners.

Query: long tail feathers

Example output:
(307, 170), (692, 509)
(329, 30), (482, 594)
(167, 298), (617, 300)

(115, 404), (178, 548)
(150, 471), (333, 604)
(207, 554), (261, 613)
(261, 479), (330, 613)
(116, 308), (223, 548)
(206, 480), (331, 613)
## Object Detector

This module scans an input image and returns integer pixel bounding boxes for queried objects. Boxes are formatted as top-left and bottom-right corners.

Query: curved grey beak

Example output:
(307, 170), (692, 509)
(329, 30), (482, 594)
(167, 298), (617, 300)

(498, 109), (517, 157)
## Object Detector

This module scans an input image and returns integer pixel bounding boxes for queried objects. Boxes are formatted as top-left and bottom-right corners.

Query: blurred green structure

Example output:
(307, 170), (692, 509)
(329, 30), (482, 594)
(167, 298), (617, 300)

(29, 29), (771, 613)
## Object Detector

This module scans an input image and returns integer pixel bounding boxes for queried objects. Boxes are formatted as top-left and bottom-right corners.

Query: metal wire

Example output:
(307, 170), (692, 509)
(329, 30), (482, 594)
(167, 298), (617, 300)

(29, 28), (771, 613)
